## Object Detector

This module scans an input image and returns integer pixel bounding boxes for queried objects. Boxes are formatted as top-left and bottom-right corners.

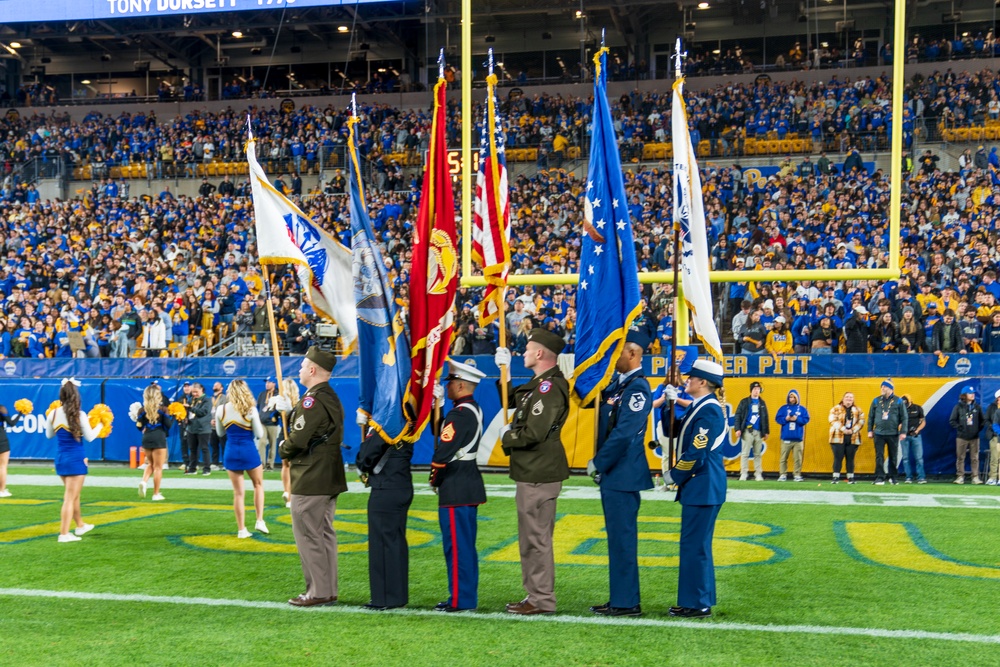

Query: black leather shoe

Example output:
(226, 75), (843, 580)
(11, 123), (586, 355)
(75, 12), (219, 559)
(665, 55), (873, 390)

(363, 603), (404, 611)
(588, 602), (611, 613)
(669, 606), (711, 618)
(444, 605), (474, 613)
(433, 601), (451, 611)
(593, 604), (642, 617)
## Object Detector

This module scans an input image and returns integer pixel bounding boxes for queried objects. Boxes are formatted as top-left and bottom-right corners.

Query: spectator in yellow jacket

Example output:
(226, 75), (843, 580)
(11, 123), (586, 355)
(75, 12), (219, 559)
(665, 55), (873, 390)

(766, 316), (794, 356)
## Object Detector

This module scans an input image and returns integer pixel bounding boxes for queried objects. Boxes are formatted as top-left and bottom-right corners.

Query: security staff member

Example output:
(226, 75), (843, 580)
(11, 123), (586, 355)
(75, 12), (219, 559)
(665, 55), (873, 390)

(663, 358), (728, 618)
(356, 423), (414, 610)
(587, 331), (654, 617)
(494, 328), (570, 615)
(275, 347), (347, 608)
(430, 360), (488, 613)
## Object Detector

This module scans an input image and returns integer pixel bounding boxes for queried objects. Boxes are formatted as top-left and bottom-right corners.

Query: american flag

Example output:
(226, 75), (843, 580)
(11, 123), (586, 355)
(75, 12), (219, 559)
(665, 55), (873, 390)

(472, 66), (511, 327)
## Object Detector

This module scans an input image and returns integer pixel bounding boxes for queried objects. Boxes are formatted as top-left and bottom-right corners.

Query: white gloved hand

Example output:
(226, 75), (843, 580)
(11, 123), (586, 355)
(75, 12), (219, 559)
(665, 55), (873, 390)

(586, 459), (598, 479)
(498, 423), (512, 441)
(663, 385), (679, 402)
(494, 347), (512, 368)
(267, 395), (293, 413)
(128, 402), (142, 423)
(663, 470), (675, 486)
(356, 408), (368, 427)
(433, 383), (444, 401)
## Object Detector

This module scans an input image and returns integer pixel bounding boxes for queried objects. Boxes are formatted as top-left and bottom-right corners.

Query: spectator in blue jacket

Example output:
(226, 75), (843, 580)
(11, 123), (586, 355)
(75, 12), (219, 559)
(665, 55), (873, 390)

(775, 389), (810, 481)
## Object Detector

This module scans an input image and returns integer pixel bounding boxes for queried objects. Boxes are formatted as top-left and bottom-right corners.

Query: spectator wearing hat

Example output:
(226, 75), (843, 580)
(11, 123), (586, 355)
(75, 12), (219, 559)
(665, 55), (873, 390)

(949, 386), (985, 485)
(932, 308), (965, 358)
(900, 395), (927, 484)
(586, 330), (653, 617)
(988, 390), (1000, 485)
(843, 306), (870, 353)
(765, 316), (793, 356)
(867, 379), (907, 485)
(495, 329), (570, 616)
(734, 381), (769, 481)
(662, 358), (727, 619)
(775, 389), (810, 482)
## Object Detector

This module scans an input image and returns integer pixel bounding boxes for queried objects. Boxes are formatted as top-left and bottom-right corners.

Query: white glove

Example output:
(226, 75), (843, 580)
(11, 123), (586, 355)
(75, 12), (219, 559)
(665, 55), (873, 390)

(267, 395), (293, 413)
(663, 385), (679, 402)
(356, 408), (368, 427)
(498, 423), (512, 441)
(663, 470), (675, 486)
(494, 347), (511, 368)
(433, 384), (444, 401)
(586, 459), (598, 478)
(128, 402), (142, 423)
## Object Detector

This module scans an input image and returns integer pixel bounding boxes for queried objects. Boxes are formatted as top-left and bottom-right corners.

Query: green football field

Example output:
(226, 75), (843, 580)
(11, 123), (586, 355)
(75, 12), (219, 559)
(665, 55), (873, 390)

(2, 465), (1000, 666)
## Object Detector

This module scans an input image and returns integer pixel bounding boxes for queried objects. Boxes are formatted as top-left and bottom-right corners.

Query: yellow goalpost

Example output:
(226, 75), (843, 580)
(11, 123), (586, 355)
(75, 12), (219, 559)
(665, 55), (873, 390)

(457, 0), (905, 342)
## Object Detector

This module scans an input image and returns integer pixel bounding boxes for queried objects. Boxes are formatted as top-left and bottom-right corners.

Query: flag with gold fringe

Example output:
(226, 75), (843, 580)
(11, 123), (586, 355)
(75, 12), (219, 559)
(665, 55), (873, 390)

(571, 46), (642, 406)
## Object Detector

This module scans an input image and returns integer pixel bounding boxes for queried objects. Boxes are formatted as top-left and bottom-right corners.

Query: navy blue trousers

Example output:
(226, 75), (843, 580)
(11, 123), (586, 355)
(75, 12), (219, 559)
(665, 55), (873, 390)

(678, 503), (722, 610)
(439, 505), (479, 610)
(600, 488), (641, 609)
(367, 487), (413, 608)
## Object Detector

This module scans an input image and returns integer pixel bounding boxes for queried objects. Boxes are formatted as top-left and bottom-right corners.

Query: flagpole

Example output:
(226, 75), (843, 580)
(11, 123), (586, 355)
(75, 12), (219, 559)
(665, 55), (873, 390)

(487, 47), (511, 426)
(667, 37), (688, 471)
(261, 264), (289, 442)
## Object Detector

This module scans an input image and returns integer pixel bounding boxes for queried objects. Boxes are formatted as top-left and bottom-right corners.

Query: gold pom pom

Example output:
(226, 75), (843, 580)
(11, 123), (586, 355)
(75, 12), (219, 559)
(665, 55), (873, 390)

(88, 404), (114, 439)
(47, 400), (62, 414)
(167, 402), (187, 421)
(14, 399), (33, 415)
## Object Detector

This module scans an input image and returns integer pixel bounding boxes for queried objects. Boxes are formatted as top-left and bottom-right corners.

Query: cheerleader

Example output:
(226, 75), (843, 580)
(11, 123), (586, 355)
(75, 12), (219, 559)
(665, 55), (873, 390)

(216, 379), (268, 538)
(0, 402), (23, 497)
(46, 379), (100, 543)
(134, 384), (175, 501)
(278, 378), (300, 509)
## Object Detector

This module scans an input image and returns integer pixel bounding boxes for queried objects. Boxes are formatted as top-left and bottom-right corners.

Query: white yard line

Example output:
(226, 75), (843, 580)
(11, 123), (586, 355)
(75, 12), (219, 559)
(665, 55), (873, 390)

(7, 474), (1000, 508)
(0, 587), (997, 645)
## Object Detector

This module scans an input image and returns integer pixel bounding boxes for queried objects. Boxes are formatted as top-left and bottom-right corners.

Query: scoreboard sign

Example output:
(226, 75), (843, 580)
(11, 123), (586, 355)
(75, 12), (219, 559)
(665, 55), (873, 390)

(0, 0), (386, 23)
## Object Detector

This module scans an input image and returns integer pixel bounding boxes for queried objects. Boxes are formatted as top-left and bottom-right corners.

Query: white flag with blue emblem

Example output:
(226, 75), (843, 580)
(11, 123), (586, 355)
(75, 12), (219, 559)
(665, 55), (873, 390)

(247, 127), (357, 351)
(672, 78), (723, 361)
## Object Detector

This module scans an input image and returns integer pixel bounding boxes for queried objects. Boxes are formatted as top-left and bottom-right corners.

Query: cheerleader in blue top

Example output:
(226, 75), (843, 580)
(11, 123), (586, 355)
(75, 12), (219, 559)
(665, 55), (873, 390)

(45, 379), (100, 543)
(215, 379), (268, 539)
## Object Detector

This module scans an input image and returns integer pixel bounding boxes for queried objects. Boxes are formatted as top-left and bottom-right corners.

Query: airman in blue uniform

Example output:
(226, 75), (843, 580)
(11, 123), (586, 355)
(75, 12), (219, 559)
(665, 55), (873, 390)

(586, 331), (654, 617)
(663, 358), (728, 618)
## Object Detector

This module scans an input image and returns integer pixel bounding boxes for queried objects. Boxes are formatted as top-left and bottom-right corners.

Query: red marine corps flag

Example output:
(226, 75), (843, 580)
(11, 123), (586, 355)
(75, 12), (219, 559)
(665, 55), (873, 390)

(406, 51), (458, 439)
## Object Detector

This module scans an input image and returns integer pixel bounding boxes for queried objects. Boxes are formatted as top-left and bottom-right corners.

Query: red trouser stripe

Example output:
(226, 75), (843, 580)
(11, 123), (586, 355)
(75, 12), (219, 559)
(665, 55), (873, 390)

(449, 506), (459, 606)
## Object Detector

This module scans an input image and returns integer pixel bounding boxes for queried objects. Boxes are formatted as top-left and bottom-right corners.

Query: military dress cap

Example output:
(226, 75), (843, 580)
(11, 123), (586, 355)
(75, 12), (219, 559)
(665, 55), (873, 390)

(445, 359), (487, 384)
(305, 346), (337, 372)
(527, 328), (565, 355)
(689, 359), (724, 386)
(625, 329), (649, 350)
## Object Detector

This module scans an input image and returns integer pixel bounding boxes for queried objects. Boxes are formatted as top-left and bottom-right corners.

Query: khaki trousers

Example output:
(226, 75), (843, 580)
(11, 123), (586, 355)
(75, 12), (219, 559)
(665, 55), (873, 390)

(740, 430), (765, 477)
(956, 438), (980, 478)
(258, 425), (279, 467)
(515, 481), (561, 612)
(290, 494), (338, 599)
(779, 440), (804, 476)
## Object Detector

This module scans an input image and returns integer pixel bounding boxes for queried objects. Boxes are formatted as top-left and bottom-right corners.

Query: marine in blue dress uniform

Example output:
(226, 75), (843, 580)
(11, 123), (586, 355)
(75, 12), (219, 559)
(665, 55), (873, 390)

(663, 358), (728, 618)
(586, 331), (654, 616)
(430, 360), (488, 612)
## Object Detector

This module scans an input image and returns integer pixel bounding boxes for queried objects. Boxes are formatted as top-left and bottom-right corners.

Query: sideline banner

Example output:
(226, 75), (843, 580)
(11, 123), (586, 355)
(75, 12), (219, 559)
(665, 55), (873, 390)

(3, 354), (994, 475)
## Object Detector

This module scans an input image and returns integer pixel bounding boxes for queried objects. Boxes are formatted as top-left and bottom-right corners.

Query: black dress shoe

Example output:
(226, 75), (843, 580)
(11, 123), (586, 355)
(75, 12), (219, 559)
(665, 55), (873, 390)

(434, 601), (451, 611)
(669, 606), (711, 618)
(363, 603), (405, 611)
(593, 605), (642, 617)
(588, 602), (610, 613)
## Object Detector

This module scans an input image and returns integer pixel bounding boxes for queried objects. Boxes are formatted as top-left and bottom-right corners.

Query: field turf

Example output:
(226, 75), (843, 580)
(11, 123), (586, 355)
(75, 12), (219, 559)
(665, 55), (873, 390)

(1, 465), (999, 666)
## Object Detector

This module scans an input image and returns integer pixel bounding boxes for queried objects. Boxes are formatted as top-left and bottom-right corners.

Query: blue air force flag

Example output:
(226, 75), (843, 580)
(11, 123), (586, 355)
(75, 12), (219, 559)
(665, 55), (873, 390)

(572, 47), (642, 406)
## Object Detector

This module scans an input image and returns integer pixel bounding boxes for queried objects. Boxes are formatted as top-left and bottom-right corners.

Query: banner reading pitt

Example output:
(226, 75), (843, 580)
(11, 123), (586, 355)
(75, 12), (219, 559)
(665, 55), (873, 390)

(406, 69), (458, 439)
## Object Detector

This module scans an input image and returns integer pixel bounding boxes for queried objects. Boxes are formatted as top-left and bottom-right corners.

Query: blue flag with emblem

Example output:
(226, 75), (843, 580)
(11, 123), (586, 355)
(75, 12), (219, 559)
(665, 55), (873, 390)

(571, 47), (642, 406)
(347, 115), (411, 444)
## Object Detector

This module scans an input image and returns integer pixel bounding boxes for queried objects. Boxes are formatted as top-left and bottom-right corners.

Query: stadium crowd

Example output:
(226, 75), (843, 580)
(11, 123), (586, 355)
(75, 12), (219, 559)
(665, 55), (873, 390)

(0, 73), (998, 358)
(3, 66), (1000, 179)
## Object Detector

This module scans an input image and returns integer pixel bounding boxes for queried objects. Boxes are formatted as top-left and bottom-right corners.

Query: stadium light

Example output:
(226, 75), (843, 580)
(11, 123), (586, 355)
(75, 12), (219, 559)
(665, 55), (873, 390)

(232, 31), (243, 38)
(81, 79), (91, 84)
(697, 2), (710, 8)
(338, 25), (349, 33)
(9, 42), (21, 48)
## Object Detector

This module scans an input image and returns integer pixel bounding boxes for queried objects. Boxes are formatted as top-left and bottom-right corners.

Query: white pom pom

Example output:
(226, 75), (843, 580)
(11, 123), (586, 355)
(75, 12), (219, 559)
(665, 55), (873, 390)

(128, 402), (142, 423)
